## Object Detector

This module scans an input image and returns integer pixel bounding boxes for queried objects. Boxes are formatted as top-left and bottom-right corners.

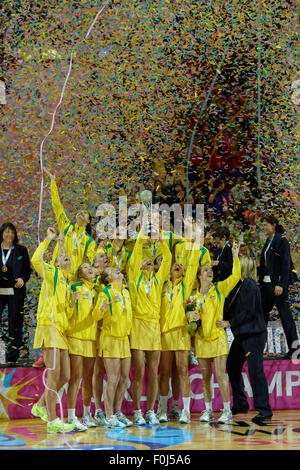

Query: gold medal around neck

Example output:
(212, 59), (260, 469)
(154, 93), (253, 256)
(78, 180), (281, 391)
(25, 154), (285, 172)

(73, 249), (78, 256)
(1, 266), (8, 272)
(123, 308), (127, 315)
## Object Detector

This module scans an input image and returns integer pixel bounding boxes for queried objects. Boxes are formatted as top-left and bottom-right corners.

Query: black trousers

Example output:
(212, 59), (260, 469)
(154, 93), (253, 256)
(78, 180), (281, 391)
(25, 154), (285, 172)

(227, 331), (272, 417)
(0, 291), (25, 362)
(260, 282), (299, 353)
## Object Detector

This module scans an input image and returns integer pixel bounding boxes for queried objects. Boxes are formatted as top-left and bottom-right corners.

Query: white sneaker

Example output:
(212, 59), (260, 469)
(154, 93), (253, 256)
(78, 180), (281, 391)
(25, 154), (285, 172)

(116, 412), (133, 427)
(81, 414), (97, 428)
(106, 414), (126, 428)
(200, 409), (214, 422)
(159, 412), (169, 423)
(145, 410), (159, 425)
(218, 409), (233, 424)
(179, 409), (190, 424)
(66, 417), (88, 432)
(133, 409), (146, 425)
(94, 409), (108, 426)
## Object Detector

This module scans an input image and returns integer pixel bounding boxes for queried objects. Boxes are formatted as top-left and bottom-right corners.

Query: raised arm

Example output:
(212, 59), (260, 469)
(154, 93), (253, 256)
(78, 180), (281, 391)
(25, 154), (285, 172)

(217, 242), (241, 297)
(31, 227), (57, 282)
(85, 236), (97, 264)
(200, 246), (211, 267)
(45, 168), (71, 232)
(156, 238), (172, 284)
(128, 215), (148, 280)
(183, 243), (201, 300)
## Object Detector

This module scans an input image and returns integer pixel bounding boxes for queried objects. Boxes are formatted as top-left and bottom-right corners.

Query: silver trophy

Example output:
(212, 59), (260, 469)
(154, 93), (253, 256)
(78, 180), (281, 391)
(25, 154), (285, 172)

(139, 190), (153, 236)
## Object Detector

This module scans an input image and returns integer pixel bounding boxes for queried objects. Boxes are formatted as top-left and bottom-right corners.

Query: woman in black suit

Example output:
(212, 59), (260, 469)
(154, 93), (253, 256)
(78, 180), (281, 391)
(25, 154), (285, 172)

(212, 226), (233, 282)
(217, 256), (272, 425)
(0, 223), (31, 364)
(259, 215), (299, 358)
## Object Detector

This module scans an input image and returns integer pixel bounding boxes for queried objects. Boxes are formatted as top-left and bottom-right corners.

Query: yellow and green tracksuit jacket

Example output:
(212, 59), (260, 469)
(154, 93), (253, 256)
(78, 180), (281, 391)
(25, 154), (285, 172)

(160, 245), (201, 333)
(192, 258), (241, 341)
(67, 278), (98, 341)
(50, 180), (96, 280)
(92, 282), (132, 338)
(31, 239), (71, 334)
(128, 231), (172, 323)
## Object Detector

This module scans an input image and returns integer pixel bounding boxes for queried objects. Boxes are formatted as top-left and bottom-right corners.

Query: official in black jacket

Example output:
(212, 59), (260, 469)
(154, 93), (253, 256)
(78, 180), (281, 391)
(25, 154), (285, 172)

(258, 215), (299, 358)
(212, 226), (233, 282)
(0, 223), (31, 363)
(217, 256), (272, 424)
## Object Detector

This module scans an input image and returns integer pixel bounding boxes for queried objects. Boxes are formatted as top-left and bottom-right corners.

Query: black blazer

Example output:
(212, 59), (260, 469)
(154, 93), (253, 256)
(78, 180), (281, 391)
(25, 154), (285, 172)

(0, 244), (31, 292)
(258, 232), (292, 291)
(213, 243), (233, 282)
(229, 278), (267, 336)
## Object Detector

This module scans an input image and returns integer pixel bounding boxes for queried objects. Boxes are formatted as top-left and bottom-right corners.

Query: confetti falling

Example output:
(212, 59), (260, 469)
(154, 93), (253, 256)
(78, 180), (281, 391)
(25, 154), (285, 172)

(0, 0), (299, 351)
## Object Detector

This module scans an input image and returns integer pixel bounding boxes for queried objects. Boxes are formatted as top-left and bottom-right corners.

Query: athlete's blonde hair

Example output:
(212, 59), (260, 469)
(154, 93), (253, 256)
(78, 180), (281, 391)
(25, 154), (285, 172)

(240, 256), (257, 281)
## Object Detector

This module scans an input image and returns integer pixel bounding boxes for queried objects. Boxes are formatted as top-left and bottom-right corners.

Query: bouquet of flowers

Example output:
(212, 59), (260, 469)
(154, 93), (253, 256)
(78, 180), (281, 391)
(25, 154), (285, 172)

(185, 296), (201, 336)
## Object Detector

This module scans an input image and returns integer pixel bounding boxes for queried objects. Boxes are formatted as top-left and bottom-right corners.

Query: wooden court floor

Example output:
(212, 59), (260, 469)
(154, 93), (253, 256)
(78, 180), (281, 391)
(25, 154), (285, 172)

(0, 410), (299, 451)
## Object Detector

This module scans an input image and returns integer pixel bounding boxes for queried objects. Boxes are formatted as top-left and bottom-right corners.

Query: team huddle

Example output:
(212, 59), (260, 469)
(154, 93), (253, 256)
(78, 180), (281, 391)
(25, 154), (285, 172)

(30, 170), (260, 434)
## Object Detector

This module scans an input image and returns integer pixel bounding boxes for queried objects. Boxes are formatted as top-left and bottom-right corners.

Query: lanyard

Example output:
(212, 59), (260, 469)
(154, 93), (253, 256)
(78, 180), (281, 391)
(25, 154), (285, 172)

(73, 231), (84, 250)
(217, 241), (229, 260)
(195, 286), (211, 310)
(166, 282), (181, 304)
(110, 285), (126, 310)
(111, 244), (124, 270)
(82, 284), (94, 306)
(61, 272), (70, 296)
(143, 275), (153, 296)
(264, 235), (274, 262)
(148, 239), (159, 258)
(1, 246), (13, 267)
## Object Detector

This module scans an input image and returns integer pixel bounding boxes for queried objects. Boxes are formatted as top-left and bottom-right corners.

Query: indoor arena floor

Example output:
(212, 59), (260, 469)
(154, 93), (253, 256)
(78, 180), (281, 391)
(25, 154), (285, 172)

(0, 410), (299, 452)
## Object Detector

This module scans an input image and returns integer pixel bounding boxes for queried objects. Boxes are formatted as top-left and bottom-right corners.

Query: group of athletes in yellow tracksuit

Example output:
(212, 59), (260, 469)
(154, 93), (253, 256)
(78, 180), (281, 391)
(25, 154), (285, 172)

(30, 170), (241, 433)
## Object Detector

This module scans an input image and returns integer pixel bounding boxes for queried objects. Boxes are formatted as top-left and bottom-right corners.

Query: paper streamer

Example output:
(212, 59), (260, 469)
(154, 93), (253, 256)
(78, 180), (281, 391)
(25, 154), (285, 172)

(36, 0), (111, 447)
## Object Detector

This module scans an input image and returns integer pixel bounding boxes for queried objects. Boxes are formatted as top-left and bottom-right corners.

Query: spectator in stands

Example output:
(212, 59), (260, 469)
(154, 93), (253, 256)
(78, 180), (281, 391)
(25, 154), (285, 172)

(242, 195), (260, 230)
(208, 178), (230, 222)
(231, 176), (250, 204)
(152, 173), (177, 206)
(231, 176), (251, 222)
(192, 169), (212, 210)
